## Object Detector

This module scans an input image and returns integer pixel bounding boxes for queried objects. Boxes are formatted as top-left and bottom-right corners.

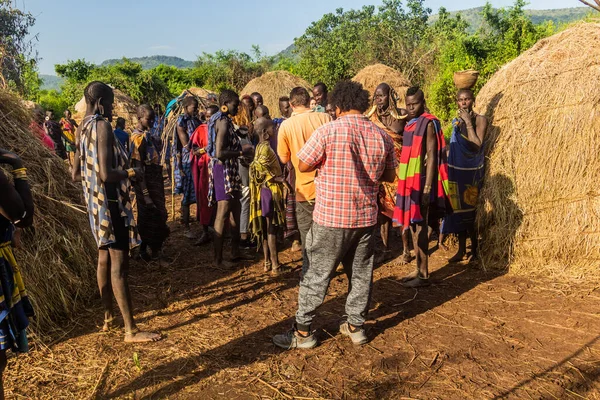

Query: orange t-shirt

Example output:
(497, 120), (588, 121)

(277, 109), (332, 202)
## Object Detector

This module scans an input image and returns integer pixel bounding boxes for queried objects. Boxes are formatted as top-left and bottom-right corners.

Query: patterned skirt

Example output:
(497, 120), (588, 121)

(135, 165), (170, 249)
(0, 242), (33, 353)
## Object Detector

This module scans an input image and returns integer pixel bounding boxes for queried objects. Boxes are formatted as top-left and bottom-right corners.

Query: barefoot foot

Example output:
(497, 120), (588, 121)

(400, 270), (419, 283)
(449, 251), (466, 263)
(124, 329), (162, 343)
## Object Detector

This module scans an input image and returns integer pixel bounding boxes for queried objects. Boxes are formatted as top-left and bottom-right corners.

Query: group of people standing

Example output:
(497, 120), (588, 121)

(0, 76), (487, 394)
(66, 77), (486, 349)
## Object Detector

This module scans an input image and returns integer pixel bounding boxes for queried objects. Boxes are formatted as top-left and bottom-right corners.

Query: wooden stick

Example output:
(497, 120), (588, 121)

(256, 377), (293, 399)
(88, 360), (109, 400)
(579, 0), (600, 12)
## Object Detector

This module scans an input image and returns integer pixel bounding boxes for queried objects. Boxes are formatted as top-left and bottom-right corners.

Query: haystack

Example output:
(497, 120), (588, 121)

(241, 71), (312, 117)
(0, 90), (97, 339)
(475, 22), (600, 280)
(352, 64), (411, 107)
(184, 87), (215, 100)
(74, 88), (138, 130)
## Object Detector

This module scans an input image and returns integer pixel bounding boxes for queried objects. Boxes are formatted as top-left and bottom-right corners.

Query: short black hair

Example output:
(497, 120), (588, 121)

(406, 86), (424, 100)
(250, 92), (262, 98)
(314, 82), (327, 93)
(182, 96), (198, 108)
(456, 88), (474, 99)
(116, 117), (126, 128)
(330, 80), (370, 113)
(207, 104), (219, 114)
(219, 89), (239, 106)
(289, 87), (310, 107)
(279, 96), (290, 102)
(84, 81), (113, 105)
(255, 104), (270, 116)
(137, 104), (155, 119)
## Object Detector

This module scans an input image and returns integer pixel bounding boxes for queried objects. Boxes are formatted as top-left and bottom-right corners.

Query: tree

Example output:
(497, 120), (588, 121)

(0, 0), (38, 97)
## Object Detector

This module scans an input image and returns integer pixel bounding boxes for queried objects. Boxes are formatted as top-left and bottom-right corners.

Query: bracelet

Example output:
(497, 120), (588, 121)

(127, 168), (135, 179)
(423, 185), (432, 192)
(142, 189), (149, 196)
(12, 168), (27, 180)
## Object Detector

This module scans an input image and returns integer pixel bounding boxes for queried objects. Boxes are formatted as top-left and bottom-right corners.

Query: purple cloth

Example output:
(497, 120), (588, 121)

(213, 163), (233, 202)
(260, 187), (273, 217)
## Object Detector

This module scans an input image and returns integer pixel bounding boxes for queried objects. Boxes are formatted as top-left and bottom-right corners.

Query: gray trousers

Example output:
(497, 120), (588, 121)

(296, 201), (314, 274)
(296, 222), (376, 330)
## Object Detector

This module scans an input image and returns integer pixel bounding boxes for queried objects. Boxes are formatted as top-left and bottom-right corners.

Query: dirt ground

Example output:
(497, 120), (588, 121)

(5, 198), (600, 399)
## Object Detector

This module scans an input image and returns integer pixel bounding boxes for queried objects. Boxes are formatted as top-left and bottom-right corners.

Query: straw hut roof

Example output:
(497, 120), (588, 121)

(352, 64), (411, 106)
(475, 22), (600, 280)
(241, 71), (312, 117)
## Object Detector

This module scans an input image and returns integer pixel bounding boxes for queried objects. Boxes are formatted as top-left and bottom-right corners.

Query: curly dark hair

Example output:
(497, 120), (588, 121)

(330, 80), (370, 113)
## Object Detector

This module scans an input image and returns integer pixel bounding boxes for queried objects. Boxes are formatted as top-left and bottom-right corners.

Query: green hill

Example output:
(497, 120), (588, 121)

(430, 6), (592, 33)
(100, 55), (194, 69)
(40, 74), (65, 91)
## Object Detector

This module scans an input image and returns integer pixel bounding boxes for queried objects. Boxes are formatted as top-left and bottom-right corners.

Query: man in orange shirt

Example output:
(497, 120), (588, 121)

(277, 87), (332, 274)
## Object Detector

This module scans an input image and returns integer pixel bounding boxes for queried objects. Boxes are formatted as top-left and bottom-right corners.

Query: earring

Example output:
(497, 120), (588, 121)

(221, 105), (229, 113)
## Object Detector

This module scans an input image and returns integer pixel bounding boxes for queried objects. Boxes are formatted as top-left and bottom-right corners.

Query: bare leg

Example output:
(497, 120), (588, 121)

(449, 231), (467, 262)
(213, 199), (234, 267)
(469, 227), (479, 260)
(399, 229), (412, 264)
(229, 195), (242, 259)
(267, 217), (280, 272)
(108, 248), (161, 342)
(97, 249), (114, 331)
(380, 216), (390, 250)
(0, 350), (6, 400)
(439, 232), (449, 252)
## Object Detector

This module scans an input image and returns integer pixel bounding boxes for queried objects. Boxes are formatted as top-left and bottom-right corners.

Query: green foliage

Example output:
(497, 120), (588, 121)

(38, 89), (70, 116)
(293, 0), (433, 88)
(0, 0), (38, 97)
(426, 1), (556, 123)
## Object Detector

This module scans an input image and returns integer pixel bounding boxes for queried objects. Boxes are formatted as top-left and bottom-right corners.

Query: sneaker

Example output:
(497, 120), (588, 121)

(273, 328), (317, 350)
(339, 322), (368, 345)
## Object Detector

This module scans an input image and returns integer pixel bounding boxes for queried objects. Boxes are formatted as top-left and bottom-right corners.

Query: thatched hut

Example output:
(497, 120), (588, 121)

(0, 90), (97, 339)
(184, 87), (216, 100)
(475, 22), (600, 280)
(74, 88), (138, 130)
(352, 64), (411, 107)
(241, 71), (312, 117)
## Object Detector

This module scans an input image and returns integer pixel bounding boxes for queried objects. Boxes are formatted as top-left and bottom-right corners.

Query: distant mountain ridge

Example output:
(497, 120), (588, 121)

(429, 6), (591, 33)
(100, 55), (194, 69)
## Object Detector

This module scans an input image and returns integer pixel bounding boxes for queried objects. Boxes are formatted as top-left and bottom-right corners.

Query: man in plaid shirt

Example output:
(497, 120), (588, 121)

(273, 81), (398, 349)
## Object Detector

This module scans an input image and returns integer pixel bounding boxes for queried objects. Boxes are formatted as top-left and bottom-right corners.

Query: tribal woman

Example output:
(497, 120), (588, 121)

(367, 83), (408, 263)
(131, 105), (170, 261)
(0, 149), (34, 400)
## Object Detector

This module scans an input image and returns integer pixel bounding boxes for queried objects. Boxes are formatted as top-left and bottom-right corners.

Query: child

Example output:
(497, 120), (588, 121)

(130, 105), (170, 260)
(249, 117), (287, 274)
(254, 105), (270, 120)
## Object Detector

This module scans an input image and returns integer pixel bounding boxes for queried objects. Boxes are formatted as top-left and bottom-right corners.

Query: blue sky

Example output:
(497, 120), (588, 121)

(20, 0), (583, 75)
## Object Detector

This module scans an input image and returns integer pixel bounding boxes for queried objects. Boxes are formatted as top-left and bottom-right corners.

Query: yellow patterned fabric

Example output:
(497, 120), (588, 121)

(130, 129), (160, 165)
(249, 142), (286, 241)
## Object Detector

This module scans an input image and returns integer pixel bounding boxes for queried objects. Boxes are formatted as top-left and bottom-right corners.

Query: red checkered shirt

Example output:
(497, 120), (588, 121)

(298, 114), (397, 228)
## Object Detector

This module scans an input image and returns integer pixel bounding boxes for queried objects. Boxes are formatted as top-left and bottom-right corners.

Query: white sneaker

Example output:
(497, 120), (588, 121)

(340, 322), (368, 345)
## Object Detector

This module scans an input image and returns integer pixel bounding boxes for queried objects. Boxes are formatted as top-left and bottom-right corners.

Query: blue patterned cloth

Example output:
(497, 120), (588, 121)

(442, 118), (485, 234)
(0, 218), (33, 353)
(174, 115), (200, 205)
